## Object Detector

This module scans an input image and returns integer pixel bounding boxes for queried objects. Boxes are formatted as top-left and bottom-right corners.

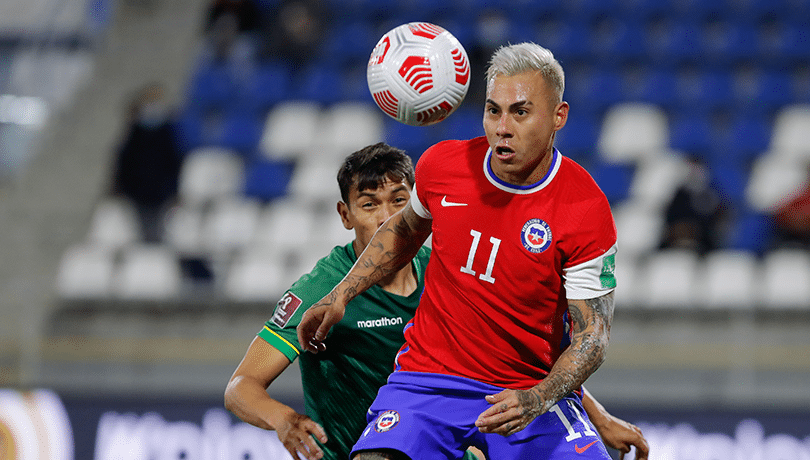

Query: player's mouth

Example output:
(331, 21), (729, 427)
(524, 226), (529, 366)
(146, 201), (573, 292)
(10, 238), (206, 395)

(494, 145), (516, 160)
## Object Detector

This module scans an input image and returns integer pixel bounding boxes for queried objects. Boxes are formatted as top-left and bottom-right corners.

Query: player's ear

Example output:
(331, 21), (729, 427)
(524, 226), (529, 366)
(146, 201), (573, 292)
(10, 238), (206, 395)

(337, 201), (354, 230)
(554, 101), (569, 131)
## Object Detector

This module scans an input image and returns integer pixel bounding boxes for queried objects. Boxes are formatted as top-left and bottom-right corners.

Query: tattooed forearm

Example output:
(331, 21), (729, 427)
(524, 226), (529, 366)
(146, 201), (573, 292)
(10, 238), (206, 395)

(529, 292), (614, 413)
(339, 205), (431, 303)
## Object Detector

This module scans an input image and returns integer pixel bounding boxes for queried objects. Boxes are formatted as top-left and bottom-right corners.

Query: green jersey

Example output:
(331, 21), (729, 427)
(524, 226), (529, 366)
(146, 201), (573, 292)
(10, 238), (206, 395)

(259, 242), (430, 460)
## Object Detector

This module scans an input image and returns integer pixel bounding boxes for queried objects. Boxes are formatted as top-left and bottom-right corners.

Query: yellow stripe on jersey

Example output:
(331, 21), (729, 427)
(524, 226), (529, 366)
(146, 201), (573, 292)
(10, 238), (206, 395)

(264, 326), (300, 356)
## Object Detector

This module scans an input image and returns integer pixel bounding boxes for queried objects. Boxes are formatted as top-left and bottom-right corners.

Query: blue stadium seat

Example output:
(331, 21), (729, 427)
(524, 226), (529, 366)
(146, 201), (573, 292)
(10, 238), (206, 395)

(699, 20), (758, 67)
(319, 21), (377, 68)
(708, 160), (749, 205)
(383, 117), (442, 162)
(442, 107), (484, 142)
(588, 161), (634, 204)
(645, 19), (701, 67)
(555, 112), (599, 164)
(294, 64), (344, 104)
(674, 68), (734, 112)
(623, 67), (678, 109)
(716, 113), (773, 164)
(757, 20), (810, 68)
(237, 62), (292, 112)
(219, 109), (264, 156)
(725, 210), (776, 254)
(732, 67), (793, 115)
(186, 62), (237, 111)
(669, 112), (713, 157)
(535, 18), (591, 63)
(590, 18), (647, 64)
(242, 159), (295, 201)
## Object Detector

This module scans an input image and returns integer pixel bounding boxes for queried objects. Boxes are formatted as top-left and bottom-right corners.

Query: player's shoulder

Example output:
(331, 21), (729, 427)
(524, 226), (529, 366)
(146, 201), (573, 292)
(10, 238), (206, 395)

(290, 243), (354, 292)
(557, 153), (609, 201)
(417, 136), (488, 175)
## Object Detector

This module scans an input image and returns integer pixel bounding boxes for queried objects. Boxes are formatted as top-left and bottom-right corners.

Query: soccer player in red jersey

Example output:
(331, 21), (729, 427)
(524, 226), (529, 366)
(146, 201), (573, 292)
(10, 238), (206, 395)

(298, 42), (647, 459)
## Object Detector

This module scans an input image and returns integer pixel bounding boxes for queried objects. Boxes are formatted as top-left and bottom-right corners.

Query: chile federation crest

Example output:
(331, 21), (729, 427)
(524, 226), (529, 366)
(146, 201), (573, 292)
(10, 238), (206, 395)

(521, 218), (552, 253)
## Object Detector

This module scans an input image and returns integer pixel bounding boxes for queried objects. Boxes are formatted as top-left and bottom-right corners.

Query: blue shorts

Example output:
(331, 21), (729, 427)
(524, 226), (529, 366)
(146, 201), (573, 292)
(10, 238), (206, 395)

(352, 372), (610, 460)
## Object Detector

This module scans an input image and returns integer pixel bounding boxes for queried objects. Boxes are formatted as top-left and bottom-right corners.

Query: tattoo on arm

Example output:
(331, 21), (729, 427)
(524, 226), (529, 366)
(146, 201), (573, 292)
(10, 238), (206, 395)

(342, 204), (431, 301)
(530, 292), (615, 414)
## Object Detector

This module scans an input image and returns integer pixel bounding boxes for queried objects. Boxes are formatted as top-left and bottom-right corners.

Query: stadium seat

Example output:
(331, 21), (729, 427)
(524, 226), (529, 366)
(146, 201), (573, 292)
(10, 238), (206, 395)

(258, 100), (322, 161)
(185, 62), (237, 111)
(597, 103), (669, 163)
(162, 205), (205, 256)
(628, 154), (690, 209)
(218, 108), (264, 155)
(112, 245), (182, 300)
(732, 68), (793, 114)
(724, 210), (775, 254)
(613, 202), (665, 259)
(696, 250), (758, 310)
(669, 112), (713, 156)
(288, 158), (344, 204)
(590, 18), (646, 64)
(760, 249), (810, 309)
(745, 154), (808, 212)
(712, 113), (772, 164)
(199, 197), (262, 256)
(242, 159), (295, 202)
(588, 161), (635, 204)
(236, 62), (292, 113)
(554, 112), (599, 163)
(699, 20), (757, 67)
(317, 102), (383, 153)
(640, 249), (700, 309)
(56, 244), (115, 299)
(294, 64), (345, 104)
(252, 199), (318, 252)
(769, 104), (810, 160)
(674, 68), (734, 112)
(224, 248), (288, 301)
(622, 67), (678, 110)
(178, 147), (245, 208)
(87, 198), (142, 249)
(644, 19), (701, 67)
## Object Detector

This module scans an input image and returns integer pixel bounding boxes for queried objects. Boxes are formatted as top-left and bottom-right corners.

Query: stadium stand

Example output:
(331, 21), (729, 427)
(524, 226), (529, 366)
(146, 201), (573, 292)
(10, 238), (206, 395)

(1, 0), (809, 408)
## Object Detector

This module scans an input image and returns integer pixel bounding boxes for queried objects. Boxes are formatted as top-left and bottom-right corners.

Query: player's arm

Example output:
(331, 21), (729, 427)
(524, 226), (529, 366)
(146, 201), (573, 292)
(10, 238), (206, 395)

(476, 291), (614, 436)
(225, 337), (327, 460)
(582, 387), (649, 460)
(297, 202), (432, 352)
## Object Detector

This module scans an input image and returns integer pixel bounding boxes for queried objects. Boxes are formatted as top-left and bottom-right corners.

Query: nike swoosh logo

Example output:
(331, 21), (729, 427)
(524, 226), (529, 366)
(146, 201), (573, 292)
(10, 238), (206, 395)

(441, 196), (467, 207)
(574, 440), (598, 454)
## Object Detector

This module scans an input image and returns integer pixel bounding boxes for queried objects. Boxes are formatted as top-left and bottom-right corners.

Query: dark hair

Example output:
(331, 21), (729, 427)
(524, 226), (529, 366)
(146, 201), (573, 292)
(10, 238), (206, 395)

(337, 142), (415, 203)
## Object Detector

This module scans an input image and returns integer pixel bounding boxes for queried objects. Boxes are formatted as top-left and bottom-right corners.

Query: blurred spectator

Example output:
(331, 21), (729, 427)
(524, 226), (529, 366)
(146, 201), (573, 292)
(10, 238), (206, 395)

(660, 156), (727, 254)
(111, 84), (182, 243)
(258, 0), (325, 68)
(205, 0), (262, 33)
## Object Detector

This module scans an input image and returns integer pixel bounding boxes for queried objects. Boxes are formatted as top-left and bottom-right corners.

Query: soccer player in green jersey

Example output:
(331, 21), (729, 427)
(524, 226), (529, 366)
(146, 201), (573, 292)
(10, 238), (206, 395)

(224, 143), (649, 460)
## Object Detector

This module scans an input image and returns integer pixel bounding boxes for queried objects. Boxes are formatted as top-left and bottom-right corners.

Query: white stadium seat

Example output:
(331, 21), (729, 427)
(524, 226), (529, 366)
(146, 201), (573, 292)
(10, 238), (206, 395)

(598, 103), (669, 163)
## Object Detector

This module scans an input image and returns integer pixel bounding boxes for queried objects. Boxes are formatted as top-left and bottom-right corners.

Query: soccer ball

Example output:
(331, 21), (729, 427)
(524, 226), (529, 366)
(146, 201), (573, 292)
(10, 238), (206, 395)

(367, 22), (470, 127)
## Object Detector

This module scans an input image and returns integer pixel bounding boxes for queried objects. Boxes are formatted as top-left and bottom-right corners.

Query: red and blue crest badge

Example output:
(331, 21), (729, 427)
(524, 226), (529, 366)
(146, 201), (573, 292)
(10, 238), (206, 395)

(521, 218), (552, 253)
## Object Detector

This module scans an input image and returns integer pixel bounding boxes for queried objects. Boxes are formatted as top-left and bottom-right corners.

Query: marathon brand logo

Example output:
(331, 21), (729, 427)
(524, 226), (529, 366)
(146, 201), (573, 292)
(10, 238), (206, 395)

(271, 292), (303, 328)
(357, 316), (404, 328)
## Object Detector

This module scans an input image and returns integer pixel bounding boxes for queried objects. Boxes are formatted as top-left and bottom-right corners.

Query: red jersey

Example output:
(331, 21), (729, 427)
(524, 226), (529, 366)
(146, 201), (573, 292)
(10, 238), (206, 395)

(396, 137), (618, 389)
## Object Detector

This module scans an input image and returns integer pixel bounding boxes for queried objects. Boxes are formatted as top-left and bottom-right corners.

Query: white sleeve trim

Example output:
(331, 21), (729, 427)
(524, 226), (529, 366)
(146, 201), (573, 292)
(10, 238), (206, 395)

(563, 243), (618, 300)
(410, 183), (432, 219)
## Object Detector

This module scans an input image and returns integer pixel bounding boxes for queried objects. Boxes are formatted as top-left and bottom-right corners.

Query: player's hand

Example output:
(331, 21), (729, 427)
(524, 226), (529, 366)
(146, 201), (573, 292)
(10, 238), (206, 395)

(474, 388), (550, 437)
(275, 411), (328, 460)
(593, 413), (649, 460)
(296, 296), (345, 353)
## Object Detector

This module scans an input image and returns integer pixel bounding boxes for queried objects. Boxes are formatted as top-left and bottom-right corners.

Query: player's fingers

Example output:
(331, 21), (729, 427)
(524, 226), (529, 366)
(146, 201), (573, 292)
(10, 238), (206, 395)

(300, 433), (324, 460)
(309, 421), (328, 444)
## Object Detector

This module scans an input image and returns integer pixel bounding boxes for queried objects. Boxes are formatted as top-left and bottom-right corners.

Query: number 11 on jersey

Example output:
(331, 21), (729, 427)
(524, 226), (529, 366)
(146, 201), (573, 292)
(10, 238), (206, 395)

(460, 229), (501, 284)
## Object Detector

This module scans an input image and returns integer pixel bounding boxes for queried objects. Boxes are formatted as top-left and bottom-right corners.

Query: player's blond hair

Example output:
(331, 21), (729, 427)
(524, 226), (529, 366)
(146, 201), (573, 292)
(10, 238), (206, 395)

(486, 42), (565, 103)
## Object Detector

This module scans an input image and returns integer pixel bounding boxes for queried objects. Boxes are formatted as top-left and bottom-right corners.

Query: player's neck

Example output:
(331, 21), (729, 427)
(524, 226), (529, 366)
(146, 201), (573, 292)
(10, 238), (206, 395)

(377, 263), (418, 297)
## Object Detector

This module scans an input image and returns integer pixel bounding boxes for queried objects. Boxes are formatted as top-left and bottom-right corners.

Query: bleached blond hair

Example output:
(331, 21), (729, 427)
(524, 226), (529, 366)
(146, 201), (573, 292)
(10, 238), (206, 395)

(486, 42), (565, 103)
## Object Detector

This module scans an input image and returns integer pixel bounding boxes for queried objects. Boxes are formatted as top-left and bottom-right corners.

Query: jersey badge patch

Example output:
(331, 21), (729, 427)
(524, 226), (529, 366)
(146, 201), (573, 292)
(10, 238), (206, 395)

(271, 292), (303, 328)
(521, 218), (552, 253)
(374, 410), (400, 433)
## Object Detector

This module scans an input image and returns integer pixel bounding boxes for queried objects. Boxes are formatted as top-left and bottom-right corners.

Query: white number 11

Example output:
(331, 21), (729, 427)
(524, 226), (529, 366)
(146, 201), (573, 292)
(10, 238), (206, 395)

(460, 230), (500, 284)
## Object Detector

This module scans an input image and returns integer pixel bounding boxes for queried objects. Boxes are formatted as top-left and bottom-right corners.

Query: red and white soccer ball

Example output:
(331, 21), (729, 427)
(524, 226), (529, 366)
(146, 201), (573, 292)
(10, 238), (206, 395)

(367, 22), (470, 127)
